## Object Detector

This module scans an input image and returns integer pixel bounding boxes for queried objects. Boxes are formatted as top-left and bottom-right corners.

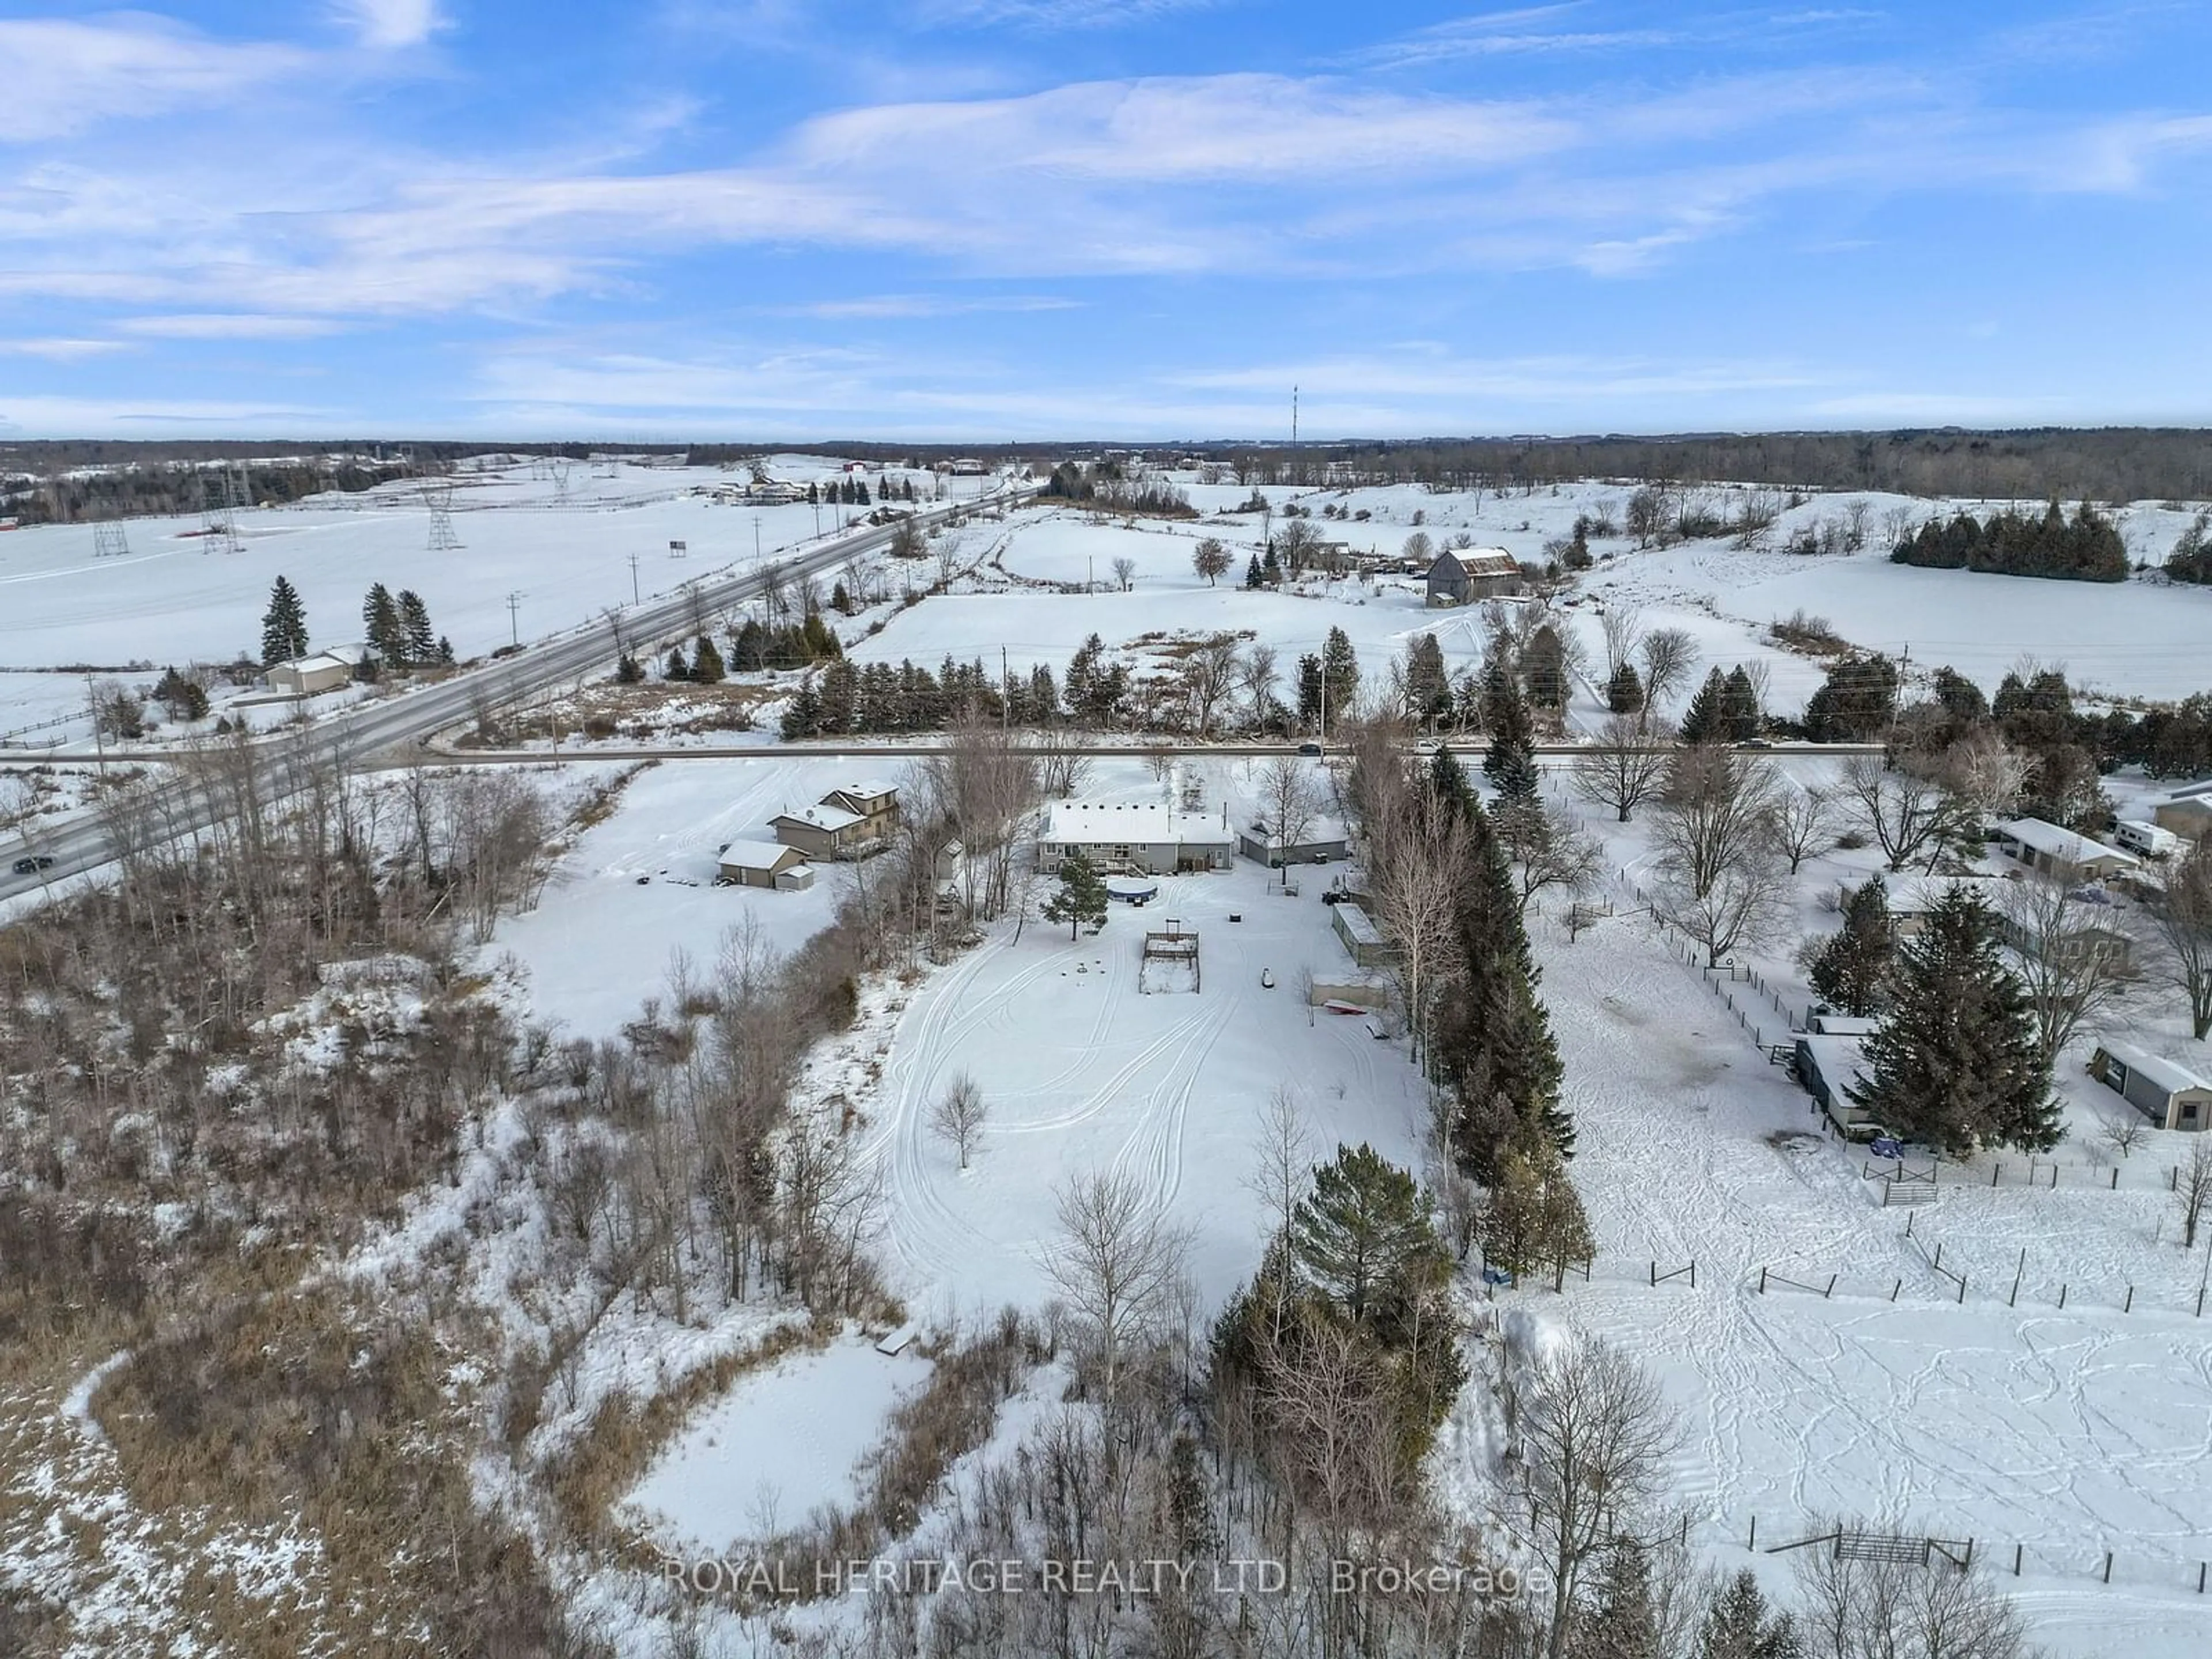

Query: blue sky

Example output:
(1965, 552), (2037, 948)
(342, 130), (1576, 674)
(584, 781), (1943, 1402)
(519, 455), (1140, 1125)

(2, 1), (2210, 439)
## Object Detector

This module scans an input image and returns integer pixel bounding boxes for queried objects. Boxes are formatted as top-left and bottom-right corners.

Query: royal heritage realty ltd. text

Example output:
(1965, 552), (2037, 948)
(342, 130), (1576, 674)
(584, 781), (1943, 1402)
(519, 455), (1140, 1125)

(664, 1556), (1540, 1599)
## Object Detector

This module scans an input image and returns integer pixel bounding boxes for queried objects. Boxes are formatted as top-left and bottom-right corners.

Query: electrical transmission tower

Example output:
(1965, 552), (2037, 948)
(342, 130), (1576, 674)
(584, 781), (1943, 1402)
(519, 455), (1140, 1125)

(92, 521), (130, 559)
(199, 467), (243, 555)
(425, 479), (463, 552)
(550, 459), (573, 502)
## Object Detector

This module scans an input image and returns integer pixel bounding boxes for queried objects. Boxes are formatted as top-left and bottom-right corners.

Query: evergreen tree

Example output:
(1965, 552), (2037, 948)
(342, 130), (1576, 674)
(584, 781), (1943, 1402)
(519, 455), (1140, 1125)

(730, 617), (768, 672)
(1483, 670), (1539, 802)
(1427, 743), (1478, 823)
(1680, 666), (1730, 744)
(1042, 848), (1109, 939)
(436, 635), (455, 666)
(260, 575), (308, 666)
(1808, 875), (1895, 1016)
(1477, 1116), (1589, 1277)
(1295, 653), (1324, 730)
(397, 590), (435, 664)
(615, 652), (644, 684)
(692, 634), (726, 683)
(1722, 665), (1762, 740)
(361, 583), (403, 665)
(1262, 540), (1281, 583)
(1605, 660), (1646, 715)
(1803, 652), (1899, 743)
(830, 579), (853, 613)
(779, 677), (821, 738)
(1698, 1570), (1798, 1659)
(1523, 624), (1567, 709)
(1435, 804), (1571, 1177)
(1291, 1144), (1448, 1331)
(1244, 553), (1265, 589)
(665, 645), (691, 681)
(1319, 626), (1359, 729)
(152, 665), (209, 721)
(1405, 632), (1451, 726)
(1850, 888), (2059, 1153)
(1569, 1537), (1658, 1659)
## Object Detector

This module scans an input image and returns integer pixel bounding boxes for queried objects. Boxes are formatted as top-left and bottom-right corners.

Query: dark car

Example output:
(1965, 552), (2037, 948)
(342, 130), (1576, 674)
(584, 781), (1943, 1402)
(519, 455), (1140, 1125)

(12, 855), (55, 875)
(1296, 741), (1323, 756)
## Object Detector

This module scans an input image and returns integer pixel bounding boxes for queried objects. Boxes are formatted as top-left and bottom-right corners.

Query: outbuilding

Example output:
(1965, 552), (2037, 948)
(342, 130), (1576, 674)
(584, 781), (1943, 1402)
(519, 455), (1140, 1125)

(1423, 548), (1523, 607)
(1990, 818), (2139, 884)
(267, 643), (368, 696)
(1791, 1033), (1877, 1136)
(1330, 902), (1397, 969)
(716, 840), (816, 891)
(2088, 1039), (2212, 1131)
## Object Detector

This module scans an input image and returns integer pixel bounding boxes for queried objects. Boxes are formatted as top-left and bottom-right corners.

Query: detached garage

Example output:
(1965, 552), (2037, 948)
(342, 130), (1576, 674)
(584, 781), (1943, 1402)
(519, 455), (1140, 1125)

(2088, 1040), (2212, 1131)
(716, 840), (816, 892)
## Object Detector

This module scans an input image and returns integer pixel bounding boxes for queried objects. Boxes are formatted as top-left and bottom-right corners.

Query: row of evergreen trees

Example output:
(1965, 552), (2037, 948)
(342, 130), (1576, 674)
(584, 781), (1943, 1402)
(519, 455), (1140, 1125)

(362, 583), (453, 670)
(1891, 502), (2128, 582)
(2166, 512), (2212, 585)
(1808, 880), (2062, 1154)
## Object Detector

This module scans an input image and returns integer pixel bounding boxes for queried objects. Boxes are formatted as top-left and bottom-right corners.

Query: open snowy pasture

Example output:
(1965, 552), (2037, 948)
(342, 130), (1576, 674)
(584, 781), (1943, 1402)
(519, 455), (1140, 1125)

(0, 456), (999, 710)
(490, 755), (893, 1038)
(1478, 907), (2212, 1658)
(857, 856), (1426, 1323)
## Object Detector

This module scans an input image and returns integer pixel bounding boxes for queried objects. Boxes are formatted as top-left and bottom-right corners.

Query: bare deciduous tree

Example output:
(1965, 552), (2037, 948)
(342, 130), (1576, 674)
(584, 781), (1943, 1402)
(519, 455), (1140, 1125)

(1365, 785), (1468, 1061)
(1792, 1523), (2034, 1659)
(1240, 643), (1280, 732)
(1839, 755), (1963, 874)
(1766, 782), (1837, 873)
(1044, 1166), (1191, 1400)
(1599, 603), (1643, 679)
(1653, 745), (1782, 899)
(2097, 1112), (2149, 1161)
(1927, 725), (2032, 824)
(1662, 855), (1792, 968)
(1494, 798), (1604, 916)
(930, 1070), (987, 1169)
(2177, 1137), (2211, 1250)
(1638, 628), (1699, 715)
(2152, 838), (2212, 1040)
(1997, 874), (2134, 1070)
(1256, 753), (1323, 887)
(1181, 637), (1242, 736)
(1111, 555), (1137, 592)
(1517, 1333), (1684, 1659)
(1573, 714), (1673, 823)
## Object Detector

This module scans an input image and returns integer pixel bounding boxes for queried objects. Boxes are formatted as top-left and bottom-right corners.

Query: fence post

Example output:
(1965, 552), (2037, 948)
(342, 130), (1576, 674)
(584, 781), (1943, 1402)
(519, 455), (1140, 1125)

(1748, 1515), (1757, 1551)
(1690, 1261), (1697, 1289)
(1993, 1162), (2001, 1187)
(2050, 1163), (2058, 1189)
(2104, 1551), (2113, 1585)
(2110, 1167), (2118, 1190)
(2013, 1543), (2022, 1577)
(2124, 1285), (2134, 1313)
(1759, 1267), (1768, 1294)
(2198, 1561), (2206, 1594)
(1891, 1278), (1901, 1301)
(2060, 1283), (2068, 1309)
(2010, 1249), (2024, 1308)
(1825, 1273), (1838, 1300)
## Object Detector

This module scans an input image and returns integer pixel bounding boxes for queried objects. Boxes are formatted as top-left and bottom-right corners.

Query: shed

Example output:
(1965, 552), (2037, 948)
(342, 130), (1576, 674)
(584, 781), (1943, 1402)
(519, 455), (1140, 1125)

(1991, 818), (2138, 884)
(267, 643), (368, 696)
(1792, 1033), (1875, 1135)
(2088, 1039), (2212, 1131)
(1331, 902), (1396, 969)
(2152, 796), (2212, 840)
(717, 840), (816, 891)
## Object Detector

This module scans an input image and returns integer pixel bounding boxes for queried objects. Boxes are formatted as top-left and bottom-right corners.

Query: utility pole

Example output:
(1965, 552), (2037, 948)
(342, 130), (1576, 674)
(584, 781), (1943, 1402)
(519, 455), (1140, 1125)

(628, 554), (641, 605)
(1088, 555), (1094, 595)
(506, 590), (523, 647)
(1001, 645), (1009, 731)
(85, 672), (107, 778)
(753, 516), (763, 561)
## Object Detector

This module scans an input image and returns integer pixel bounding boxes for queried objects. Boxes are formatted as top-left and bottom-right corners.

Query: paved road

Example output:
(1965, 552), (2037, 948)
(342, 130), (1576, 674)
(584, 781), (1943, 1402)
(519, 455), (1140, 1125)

(1, 488), (1031, 902)
(365, 740), (1889, 767)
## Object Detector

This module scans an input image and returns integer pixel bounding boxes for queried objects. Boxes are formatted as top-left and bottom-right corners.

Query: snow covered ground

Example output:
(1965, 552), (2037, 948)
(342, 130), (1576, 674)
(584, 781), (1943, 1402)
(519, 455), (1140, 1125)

(624, 1337), (933, 1554)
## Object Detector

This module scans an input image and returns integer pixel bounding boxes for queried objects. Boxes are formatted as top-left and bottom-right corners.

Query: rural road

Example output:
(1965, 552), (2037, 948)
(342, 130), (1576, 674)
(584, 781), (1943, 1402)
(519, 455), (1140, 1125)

(0, 487), (1031, 902)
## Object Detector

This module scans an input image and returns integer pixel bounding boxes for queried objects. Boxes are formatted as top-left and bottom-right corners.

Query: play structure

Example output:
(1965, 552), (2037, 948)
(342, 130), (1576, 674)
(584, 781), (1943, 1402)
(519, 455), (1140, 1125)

(1138, 920), (1200, 994)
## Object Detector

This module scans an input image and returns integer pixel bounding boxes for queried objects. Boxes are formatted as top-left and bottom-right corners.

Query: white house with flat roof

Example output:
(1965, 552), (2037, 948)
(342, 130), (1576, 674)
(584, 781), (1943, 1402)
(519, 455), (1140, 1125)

(1991, 818), (2138, 884)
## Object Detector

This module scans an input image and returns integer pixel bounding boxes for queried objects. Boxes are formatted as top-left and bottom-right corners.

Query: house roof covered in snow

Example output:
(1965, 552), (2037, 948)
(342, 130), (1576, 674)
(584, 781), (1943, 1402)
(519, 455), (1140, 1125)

(2165, 778), (2212, 802)
(828, 778), (898, 805)
(1043, 800), (1231, 846)
(2095, 1039), (2212, 1097)
(1996, 817), (2138, 868)
(718, 839), (802, 872)
(1433, 548), (1520, 579)
(773, 802), (865, 833)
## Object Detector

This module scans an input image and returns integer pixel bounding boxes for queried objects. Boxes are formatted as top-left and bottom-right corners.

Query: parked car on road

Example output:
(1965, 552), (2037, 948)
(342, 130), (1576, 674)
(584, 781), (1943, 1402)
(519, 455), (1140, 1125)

(12, 855), (55, 875)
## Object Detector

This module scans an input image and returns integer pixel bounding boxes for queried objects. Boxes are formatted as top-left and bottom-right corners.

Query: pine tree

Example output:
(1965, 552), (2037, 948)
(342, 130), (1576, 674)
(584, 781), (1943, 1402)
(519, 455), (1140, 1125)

(1478, 1117), (1589, 1278)
(1435, 804), (1571, 1177)
(1483, 672), (1539, 802)
(615, 652), (644, 684)
(435, 635), (455, 666)
(1262, 541), (1281, 583)
(1606, 660), (1646, 714)
(1680, 666), (1729, 744)
(1427, 743), (1478, 823)
(260, 575), (308, 666)
(362, 583), (402, 665)
(1523, 624), (1567, 709)
(1698, 1570), (1798, 1659)
(1042, 848), (1109, 940)
(397, 590), (434, 664)
(1295, 653), (1324, 730)
(152, 665), (209, 721)
(692, 634), (726, 683)
(1804, 652), (1899, 743)
(1850, 888), (2059, 1153)
(830, 579), (852, 613)
(1406, 632), (1451, 726)
(1291, 1143), (1448, 1330)
(1569, 1537), (1658, 1659)
(1319, 626), (1359, 729)
(1722, 665), (1762, 741)
(1808, 875), (1895, 1016)
(665, 646), (691, 681)
(779, 677), (821, 738)
(1245, 553), (1265, 590)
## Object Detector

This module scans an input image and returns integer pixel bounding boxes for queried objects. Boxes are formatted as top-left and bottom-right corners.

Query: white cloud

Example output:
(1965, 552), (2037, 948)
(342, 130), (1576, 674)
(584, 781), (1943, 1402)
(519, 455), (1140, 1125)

(0, 394), (335, 436)
(772, 294), (1082, 319)
(0, 18), (306, 141)
(0, 336), (132, 359)
(116, 314), (347, 339)
(331, 0), (444, 50)
(918, 0), (1222, 30)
